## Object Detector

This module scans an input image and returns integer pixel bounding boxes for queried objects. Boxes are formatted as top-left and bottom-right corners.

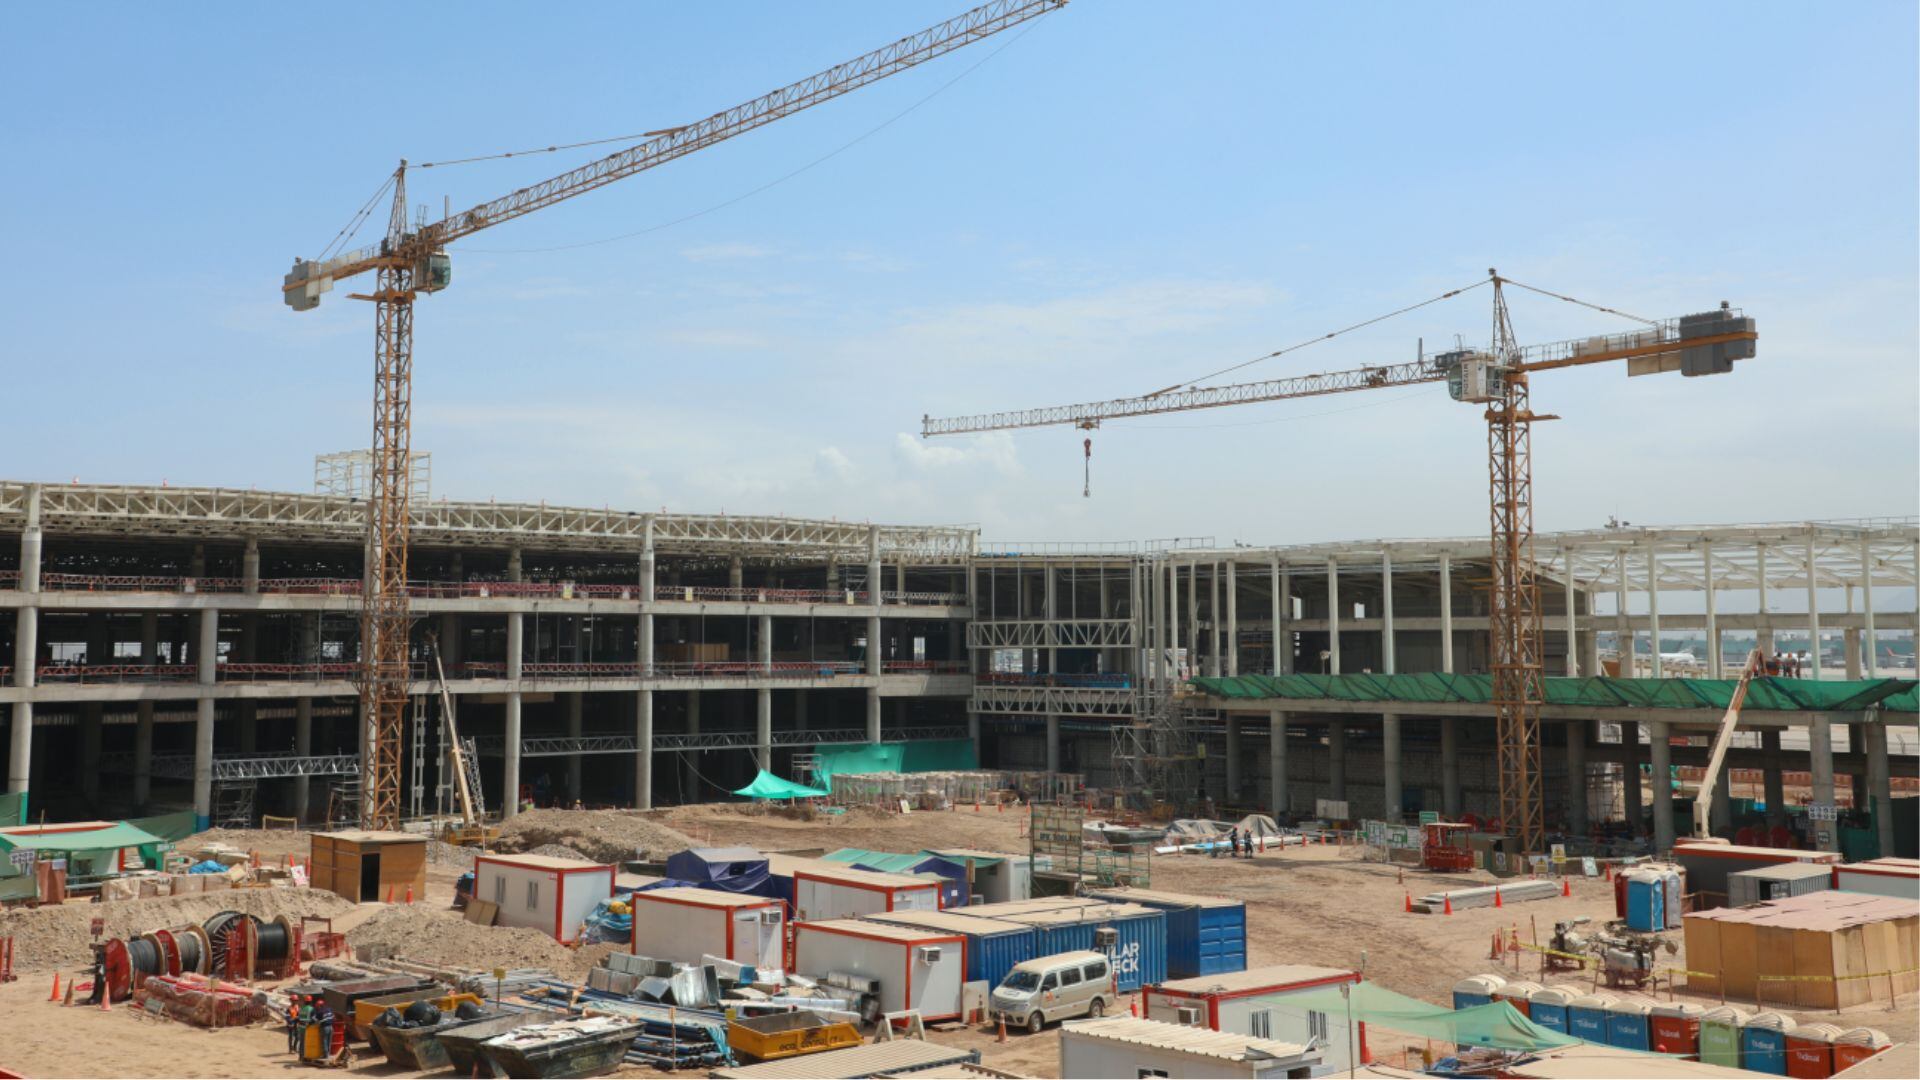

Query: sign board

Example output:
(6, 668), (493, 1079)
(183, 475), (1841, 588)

(7, 848), (32, 873)
(1808, 803), (1839, 822)
(1315, 799), (1350, 822)
(1550, 844), (1567, 865)
(1362, 820), (1421, 851)
(1529, 855), (1549, 874)
(1492, 851), (1507, 873)
(290, 864), (309, 888)
(1418, 811), (1440, 825)
(1581, 857), (1599, 878)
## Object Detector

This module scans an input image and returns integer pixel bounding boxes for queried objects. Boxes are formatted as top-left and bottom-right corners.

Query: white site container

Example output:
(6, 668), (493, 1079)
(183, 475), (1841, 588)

(792, 919), (967, 1022)
(1144, 965), (1362, 1078)
(473, 853), (614, 944)
(630, 886), (784, 972)
(793, 864), (940, 921)
(1834, 859), (1920, 900)
(1060, 1016), (1321, 1079)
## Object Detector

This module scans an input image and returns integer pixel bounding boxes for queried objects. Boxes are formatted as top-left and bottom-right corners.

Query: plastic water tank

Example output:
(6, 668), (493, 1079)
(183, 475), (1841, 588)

(1451, 973), (1505, 1011)
(1742, 1011), (1799, 1076)
(1567, 992), (1616, 1043)
(1700, 1005), (1752, 1069)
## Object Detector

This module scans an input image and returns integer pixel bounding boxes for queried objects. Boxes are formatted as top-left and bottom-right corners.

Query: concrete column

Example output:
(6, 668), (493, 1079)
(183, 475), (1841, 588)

(865, 687), (882, 744)
(866, 615), (883, 676)
(1168, 561), (1181, 677)
(1381, 712), (1402, 822)
(1208, 563), (1221, 678)
(1703, 541), (1720, 677)
(1614, 551), (1631, 678)
(1224, 561), (1238, 677)
(1646, 545), (1663, 678)
(1045, 714), (1061, 774)
(504, 608), (523, 818)
(1622, 721), (1645, 836)
(756, 689), (772, 772)
(293, 697), (313, 821)
(1649, 719), (1673, 852)
(1866, 721), (1894, 856)
(1325, 557), (1340, 675)
(1268, 558), (1282, 676)
(1756, 542), (1775, 655)
(1579, 627), (1600, 681)
(895, 563), (905, 596)
(758, 614), (773, 671)
(1224, 714), (1242, 804)
(1808, 714), (1837, 852)
(728, 556), (743, 590)
(1861, 538), (1878, 677)
(131, 612), (157, 809)
(1760, 728), (1786, 829)
(8, 484), (42, 794)
(1327, 721), (1346, 803)
(1566, 719), (1589, 834)
(634, 690), (653, 810)
(1186, 563), (1199, 677)
(1279, 561), (1293, 675)
(242, 538), (260, 594)
(1268, 708), (1289, 817)
(1438, 553), (1453, 673)
(867, 526), (882, 609)
(566, 693), (584, 802)
(1563, 555), (1579, 677)
(1381, 552), (1396, 675)
(1806, 535), (1822, 680)
(193, 606), (218, 825)
(683, 691), (702, 798)
(1440, 717), (1462, 819)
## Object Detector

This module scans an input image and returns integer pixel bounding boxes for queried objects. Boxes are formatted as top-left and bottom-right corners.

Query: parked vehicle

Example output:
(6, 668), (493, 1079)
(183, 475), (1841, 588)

(990, 950), (1114, 1034)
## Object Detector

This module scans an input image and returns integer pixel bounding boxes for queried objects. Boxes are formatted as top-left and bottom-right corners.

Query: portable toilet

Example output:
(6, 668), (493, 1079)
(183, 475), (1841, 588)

(1742, 1011), (1798, 1075)
(1625, 870), (1665, 931)
(1605, 996), (1653, 1051)
(1785, 1022), (1842, 1079)
(1650, 1000), (1705, 1057)
(1451, 973), (1505, 1010)
(1528, 985), (1577, 1034)
(1492, 980), (1541, 1019)
(1567, 993), (1616, 1043)
(1699, 1005), (1752, 1069)
(1832, 1028), (1893, 1072)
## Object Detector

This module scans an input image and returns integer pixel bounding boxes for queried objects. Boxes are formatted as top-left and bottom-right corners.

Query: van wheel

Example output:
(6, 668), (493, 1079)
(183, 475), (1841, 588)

(1026, 1012), (1045, 1035)
(1089, 997), (1105, 1018)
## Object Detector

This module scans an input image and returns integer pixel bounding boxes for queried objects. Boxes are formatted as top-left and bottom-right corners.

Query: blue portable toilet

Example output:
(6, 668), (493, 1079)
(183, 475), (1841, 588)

(1567, 992), (1617, 1043)
(1741, 1012), (1796, 1075)
(997, 903), (1168, 992)
(1625, 870), (1665, 932)
(1087, 887), (1247, 977)
(1528, 986), (1577, 1034)
(1452, 973), (1505, 1011)
(1606, 996), (1653, 1050)
(865, 909), (1038, 990)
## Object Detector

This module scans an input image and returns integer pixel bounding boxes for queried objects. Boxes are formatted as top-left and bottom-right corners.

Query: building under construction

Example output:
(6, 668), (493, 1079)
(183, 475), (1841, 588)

(2, 479), (1914, 855)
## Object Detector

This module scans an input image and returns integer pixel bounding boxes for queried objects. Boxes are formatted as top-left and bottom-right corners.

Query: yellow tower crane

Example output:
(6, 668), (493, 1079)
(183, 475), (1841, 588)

(285, 0), (1069, 830)
(922, 272), (1758, 854)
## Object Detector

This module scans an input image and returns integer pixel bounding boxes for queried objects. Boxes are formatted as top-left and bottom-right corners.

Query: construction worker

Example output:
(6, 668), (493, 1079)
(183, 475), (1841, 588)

(288, 995), (305, 1054)
(311, 996), (336, 1061)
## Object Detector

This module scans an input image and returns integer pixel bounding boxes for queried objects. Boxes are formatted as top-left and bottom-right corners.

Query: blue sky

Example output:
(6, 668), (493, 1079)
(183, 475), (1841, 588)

(3, 1), (1914, 545)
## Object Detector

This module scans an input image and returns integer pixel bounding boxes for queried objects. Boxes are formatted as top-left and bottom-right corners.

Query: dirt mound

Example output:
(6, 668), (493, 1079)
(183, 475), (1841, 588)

(525, 844), (590, 861)
(493, 809), (695, 864)
(345, 904), (613, 981)
(0, 887), (357, 973)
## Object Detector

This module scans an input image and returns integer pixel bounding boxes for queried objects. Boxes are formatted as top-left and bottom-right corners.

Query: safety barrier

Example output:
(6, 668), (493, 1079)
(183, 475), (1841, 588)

(456, 659), (866, 680)
(881, 661), (971, 674)
(978, 672), (1133, 688)
(5, 573), (969, 607)
(37, 573), (245, 593)
(36, 663), (198, 684)
(257, 578), (361, 595)
(219, 663), (361, 681)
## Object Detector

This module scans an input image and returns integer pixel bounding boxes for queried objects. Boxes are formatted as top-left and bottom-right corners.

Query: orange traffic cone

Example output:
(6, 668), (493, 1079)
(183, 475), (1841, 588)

(1404, 892), (1412, 913)
(1129, 998), (1138, 1017)
(48, 972), (60, 1001)
(996, 1016), (1008, 1044)
(1490, 932), (1503, 960)
(405, 884), (414, 905)
(100, 984), (111, 1012)
(1443, 895), (1453, 916)
(1494, 887), (1503, 909)
(1562, 878), (1571, 897)
(385, 885), (394, 904)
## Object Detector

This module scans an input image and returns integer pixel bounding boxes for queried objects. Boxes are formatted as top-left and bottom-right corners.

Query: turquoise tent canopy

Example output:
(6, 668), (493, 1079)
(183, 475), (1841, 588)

(0, 821), (166, 853)
(732, 770), (828, 800)
(1258, 982), (1581, 1053)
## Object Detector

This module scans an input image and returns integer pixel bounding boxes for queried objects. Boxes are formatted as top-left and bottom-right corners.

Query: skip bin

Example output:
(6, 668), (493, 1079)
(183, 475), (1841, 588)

(1567, 993), (1615, 1043)
(996, 903), (1166, 992)
(1785, 1022), (1841, 1079)
(1833, 1028), (1892, 1072)
(865, 910), (1038, 991)
(1743, 1011), (1797, 1075)
(1605, 996), (1652, 1050)
(1651, 1001), (1704, 1056)
(727, 1011), (862, 1062)
(1528, 986), (1576, 1034)
(1087, 887), (1247, 978)
(1452, 973), (1505, 1010)
(1700, 1006), (1750, 1069)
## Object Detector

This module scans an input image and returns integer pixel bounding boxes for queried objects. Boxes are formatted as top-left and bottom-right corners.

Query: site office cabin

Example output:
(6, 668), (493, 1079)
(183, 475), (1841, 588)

(472, 853), (614, 945)
(1143, 966), (1369, 1074)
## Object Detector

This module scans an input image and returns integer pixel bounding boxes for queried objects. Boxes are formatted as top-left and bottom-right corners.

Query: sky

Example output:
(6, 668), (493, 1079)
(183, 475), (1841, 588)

(2, 1), (1915, 547)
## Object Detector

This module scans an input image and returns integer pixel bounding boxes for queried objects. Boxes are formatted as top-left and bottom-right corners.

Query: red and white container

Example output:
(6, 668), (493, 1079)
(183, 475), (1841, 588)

(793, 865), (940, 921)
(1144, 966), (1366, 1076)
(630, 887), (784, 972)
(1833, 858), (1920, 900)
(792, 919), (967, 1022)
(472, 853), (614, 944)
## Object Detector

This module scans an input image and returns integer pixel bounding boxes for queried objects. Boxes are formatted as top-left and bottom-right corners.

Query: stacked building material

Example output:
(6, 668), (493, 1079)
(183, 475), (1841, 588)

(1413, 880), (1559, 913)
(135, 973), (273, 1027)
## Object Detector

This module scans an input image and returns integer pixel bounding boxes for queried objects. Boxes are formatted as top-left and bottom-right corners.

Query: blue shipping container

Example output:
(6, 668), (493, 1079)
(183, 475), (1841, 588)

(999, 904), (1167, 992)
(865, 911), (1037, 989)
(1088, 888), (1247, 978)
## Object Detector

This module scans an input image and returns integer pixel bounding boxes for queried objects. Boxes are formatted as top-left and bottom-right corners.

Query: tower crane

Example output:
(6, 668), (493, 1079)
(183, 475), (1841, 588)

(921, 272), (1757, 853)
(284, 0), (1068, 830)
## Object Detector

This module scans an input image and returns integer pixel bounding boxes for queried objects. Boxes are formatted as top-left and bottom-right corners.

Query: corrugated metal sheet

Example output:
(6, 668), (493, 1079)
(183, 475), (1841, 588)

(1089, 887), (1246, 978)
(1728, 863), (1832, 907)
(710, 1039), (976, 1078)
(997, 904), (1168, 992)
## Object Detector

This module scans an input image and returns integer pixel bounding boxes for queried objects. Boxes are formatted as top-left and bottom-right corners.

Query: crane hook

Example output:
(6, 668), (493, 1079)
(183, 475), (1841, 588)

(1083, 437), (1093, 498)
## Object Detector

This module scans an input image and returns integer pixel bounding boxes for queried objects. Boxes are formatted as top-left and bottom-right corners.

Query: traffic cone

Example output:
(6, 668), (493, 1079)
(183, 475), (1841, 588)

(996, 1016), (1007, 1043)
(1490, 932), (1503, 960)
(1494, 887), (1503, 909)
(405, 884), (414, 905)
(1443, 895), (1453, 916)
(100, 983), (112, 1012)
(48, 972), (60, 1001)
(1561, 878), (1571, 897)
(1129, 998), (1138, 1017)
(385, 885), (394, 904)
(1404, 892), (1412, 913)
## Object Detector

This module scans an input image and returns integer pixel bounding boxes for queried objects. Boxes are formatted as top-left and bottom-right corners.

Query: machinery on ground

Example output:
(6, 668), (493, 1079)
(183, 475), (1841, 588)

(1691, 648), (1765, 840)
(1421, 822), (1474, 872)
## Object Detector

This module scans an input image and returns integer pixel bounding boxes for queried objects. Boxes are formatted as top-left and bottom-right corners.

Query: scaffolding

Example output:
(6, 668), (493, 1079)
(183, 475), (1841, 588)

(313, 449), (431, 502)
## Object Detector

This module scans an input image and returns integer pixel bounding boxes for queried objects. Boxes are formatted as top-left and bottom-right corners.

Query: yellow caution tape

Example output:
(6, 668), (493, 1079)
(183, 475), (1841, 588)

(1755, 968), (1920, 983)
(1507, 942), (1591, 964)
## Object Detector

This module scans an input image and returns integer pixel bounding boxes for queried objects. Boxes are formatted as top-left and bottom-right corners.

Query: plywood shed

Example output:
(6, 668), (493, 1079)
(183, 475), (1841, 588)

(1682, 891), (1919, 1009)
(310, 830), (426, 904)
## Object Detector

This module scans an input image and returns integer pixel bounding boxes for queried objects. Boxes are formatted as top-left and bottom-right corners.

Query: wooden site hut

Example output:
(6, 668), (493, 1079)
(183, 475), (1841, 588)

(310, 830), (427, 903)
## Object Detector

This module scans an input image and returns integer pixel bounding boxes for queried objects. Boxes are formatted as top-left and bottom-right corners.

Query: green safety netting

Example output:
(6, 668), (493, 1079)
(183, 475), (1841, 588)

(732, 769), (828, 800)
(1191, 672), (1919, 712)
(820, 848), (924, 873)
(0, 791), (24, 827)
(810, 739), (978, 793)
(127, 810), (200, 842)
(1266, 982), (1581, 1053)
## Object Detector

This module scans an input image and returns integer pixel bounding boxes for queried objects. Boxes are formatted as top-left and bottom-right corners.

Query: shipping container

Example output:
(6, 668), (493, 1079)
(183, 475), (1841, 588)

(864, 909), (1037, 990)
(1729, 863), (1832, 907)
(473, 854), (614, 944)
(793, 865), (940, 921)
(1087, 886), (1247, 978)
(630, 886), (783, 971)
(921, 848), (1032, 904)
(1143, 965), (1363, 1076)
(1672, 841), (1840, 906)
(1058, 1016), (1322, 1080)
(1833, 858), (1920, 900)
(995, 903), (1168, 992)
(790, 919), (967, 1022)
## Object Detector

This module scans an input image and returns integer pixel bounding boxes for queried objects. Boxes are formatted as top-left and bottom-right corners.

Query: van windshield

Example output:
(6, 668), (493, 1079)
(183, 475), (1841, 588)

(1001, 971), (1041, 992)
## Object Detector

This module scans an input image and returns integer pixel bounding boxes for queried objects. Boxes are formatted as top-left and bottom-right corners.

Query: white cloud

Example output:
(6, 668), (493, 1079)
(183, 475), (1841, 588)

(680, 242), (776, 262)
(893, 431), (1021, 477)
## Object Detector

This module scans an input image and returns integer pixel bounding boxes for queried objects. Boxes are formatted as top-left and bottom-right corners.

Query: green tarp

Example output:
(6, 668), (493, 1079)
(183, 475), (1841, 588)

(1266, 982), (1581, 1053)
(1191, 672), (1919, 712)
(821, 848), (928, 874)
(127, 810), (200, 843)
(0, 821), (168, 853)
(810, 739), (978, 793)
(0, 792), (24, 827)
(732, 769), (828, 800)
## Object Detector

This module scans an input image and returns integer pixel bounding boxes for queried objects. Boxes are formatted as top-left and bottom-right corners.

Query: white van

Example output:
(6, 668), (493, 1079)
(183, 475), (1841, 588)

(990, 950), (1115, 1034)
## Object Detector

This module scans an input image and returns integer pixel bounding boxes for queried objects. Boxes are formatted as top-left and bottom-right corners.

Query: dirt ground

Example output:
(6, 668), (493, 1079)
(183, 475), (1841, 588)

(1, 810), (1912, 1079)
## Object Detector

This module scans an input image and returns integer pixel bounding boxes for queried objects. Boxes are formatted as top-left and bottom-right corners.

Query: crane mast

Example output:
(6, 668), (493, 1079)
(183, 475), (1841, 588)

(922, 272), (1757, 854)
(289, 0), (1069, 830)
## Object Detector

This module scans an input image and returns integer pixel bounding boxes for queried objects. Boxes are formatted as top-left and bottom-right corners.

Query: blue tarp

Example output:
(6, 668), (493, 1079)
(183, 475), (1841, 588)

(664, 847), (770, 894)
(187, 859), (227, 874)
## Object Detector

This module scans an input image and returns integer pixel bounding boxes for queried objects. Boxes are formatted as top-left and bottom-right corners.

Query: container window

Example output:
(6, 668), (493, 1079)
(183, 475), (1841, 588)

(493, 875), (505, 905)
(1309, 1010), (1329, 1043)
(1251, 1009), (1272, 1039)
(527, 880), (539, 909)
(1138, 1071), (1169, 1079)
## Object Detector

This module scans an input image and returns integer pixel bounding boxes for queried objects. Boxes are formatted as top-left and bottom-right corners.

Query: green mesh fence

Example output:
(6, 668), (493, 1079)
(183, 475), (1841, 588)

(1190, 672), (1918, 712)
(810, 738), (979, 793)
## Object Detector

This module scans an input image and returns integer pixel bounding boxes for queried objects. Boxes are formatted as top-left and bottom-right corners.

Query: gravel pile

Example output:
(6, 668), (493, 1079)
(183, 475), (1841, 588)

(493, 809), (696, 864)
(346, 904), (617, 981)
(0, 887), (356, 973)
(524, 844), (590, 861)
